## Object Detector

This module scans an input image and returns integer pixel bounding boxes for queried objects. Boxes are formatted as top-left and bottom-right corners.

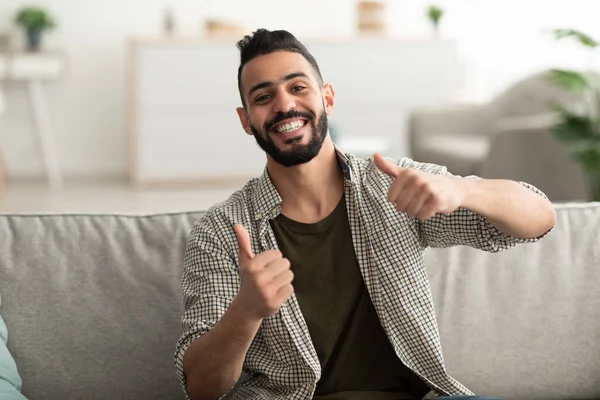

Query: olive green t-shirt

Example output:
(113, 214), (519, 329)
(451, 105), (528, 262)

(270, 194), (430, 400)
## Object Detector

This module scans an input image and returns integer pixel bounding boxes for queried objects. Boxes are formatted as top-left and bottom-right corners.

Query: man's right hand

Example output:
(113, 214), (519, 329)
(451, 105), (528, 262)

(183, 225), (292, 399)
(234, 224), (294, 320)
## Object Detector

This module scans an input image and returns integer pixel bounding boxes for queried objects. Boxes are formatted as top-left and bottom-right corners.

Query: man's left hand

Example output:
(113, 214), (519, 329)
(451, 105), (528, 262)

(374, 154), (465, 220)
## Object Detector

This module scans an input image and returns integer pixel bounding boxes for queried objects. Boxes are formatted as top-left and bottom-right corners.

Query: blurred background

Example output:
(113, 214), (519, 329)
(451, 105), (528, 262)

(0, 0), (599, 213)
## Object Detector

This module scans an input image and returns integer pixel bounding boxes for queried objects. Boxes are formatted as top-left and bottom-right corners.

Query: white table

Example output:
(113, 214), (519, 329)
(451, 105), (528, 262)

(0, 52), (65, 188)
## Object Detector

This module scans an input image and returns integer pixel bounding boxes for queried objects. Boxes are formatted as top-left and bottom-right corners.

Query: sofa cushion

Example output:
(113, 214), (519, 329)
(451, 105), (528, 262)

(425, 202), (600, 400)
(0, 212), (202, 400)
(0, 309), (26, 400)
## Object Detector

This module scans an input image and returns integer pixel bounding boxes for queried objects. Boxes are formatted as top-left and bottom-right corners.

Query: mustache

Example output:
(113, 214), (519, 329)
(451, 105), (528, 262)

(265, 110), (315, 132)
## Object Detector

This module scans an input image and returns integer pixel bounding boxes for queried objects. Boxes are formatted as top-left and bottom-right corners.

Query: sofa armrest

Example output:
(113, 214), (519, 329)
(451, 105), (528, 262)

(482, 112), (559, 179)
(407, 104), (489, 158)
(480, 113), (589, 202)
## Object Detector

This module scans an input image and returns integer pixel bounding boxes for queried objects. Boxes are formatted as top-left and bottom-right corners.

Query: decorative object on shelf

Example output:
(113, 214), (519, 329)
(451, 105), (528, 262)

(163, 6), (175, 36)
(426, 5), (444, 37)
(356, 1), (386, 35)
(545, 28), (600, 201)
(14, 7), (56, 52)
(204, 19), (246, 38)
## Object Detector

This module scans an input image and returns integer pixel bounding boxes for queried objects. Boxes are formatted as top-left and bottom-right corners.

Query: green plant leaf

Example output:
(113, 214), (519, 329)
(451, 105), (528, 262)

(427, 5), (444, 26)
(546, 69), (590, 93)
(14, 7), (55, 30)
(573, 147), (600, 172)
(552, 112), (597, 143)
(553, 29), (599, 48)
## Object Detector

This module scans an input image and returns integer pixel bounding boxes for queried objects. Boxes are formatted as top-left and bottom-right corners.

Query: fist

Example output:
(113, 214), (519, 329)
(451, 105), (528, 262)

(234, 224), (294, 320)
(373, 154), (464, 220)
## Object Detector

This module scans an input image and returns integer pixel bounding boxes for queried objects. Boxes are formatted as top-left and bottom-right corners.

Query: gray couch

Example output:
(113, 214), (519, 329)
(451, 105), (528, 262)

(408, 72), (590, 202)
(0, 204), (599, 400)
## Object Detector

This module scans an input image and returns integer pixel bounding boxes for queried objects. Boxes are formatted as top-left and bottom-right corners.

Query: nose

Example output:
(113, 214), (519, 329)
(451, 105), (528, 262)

(272, 89), (297, 113)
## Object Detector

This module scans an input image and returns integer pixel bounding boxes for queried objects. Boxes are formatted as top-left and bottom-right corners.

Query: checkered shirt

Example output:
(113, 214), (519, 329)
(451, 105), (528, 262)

(175, 148), (550, 399)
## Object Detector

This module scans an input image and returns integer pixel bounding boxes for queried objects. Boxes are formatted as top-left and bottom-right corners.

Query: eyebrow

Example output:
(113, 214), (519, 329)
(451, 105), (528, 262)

(247, 72), (310, 98)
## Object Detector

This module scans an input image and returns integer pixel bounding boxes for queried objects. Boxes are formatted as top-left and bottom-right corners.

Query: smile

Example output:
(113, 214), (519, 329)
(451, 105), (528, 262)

(272, 119), (308, 134)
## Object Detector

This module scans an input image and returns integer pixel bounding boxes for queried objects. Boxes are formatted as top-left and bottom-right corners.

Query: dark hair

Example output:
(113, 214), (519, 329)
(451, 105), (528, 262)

(236, 28), (323, 107)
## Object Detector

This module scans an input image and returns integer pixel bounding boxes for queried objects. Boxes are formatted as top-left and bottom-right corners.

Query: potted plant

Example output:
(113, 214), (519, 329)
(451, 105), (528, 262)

(14, 7), (56, 52)
(426, 5), (444, 37)
(546, 29), (600, 201)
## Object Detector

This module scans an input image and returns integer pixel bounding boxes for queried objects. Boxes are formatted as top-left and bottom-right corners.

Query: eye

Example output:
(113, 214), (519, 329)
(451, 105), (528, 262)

(255, 94), (271, 103)
(292, 85), (307, 92)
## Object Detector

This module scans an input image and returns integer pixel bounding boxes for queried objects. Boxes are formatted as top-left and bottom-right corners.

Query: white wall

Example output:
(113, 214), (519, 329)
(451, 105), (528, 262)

(0, 0), (599, 180)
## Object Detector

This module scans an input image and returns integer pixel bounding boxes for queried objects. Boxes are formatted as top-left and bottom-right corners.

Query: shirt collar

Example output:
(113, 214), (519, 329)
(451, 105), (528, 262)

(251, 144), (354, 223)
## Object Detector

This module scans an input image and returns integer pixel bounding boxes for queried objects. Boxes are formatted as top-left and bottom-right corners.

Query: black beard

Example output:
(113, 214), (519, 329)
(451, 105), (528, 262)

(251, 109), (328, 167)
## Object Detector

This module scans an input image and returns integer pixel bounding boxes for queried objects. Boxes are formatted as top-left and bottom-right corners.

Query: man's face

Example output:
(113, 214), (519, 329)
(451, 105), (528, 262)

(237, 51), (335, 167)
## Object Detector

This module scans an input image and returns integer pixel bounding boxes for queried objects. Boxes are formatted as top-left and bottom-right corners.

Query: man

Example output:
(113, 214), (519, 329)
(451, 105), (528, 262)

(175, 29), (555, 400)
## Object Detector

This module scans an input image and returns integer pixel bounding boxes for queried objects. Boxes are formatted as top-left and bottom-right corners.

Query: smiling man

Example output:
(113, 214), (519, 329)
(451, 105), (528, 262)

(175, 29), (555, 400)
(240, 54), (329, 168)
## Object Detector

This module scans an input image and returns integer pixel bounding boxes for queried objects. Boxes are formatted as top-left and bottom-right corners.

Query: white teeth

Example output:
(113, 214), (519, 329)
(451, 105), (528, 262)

(276, 120), (304, 133)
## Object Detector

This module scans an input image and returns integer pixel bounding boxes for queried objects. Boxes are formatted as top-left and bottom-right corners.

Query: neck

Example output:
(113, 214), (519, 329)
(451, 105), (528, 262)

(266, 136), (345, 223)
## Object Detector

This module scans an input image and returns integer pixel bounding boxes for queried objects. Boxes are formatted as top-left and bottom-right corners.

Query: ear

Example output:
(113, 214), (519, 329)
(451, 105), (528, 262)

(236, 107), (253, 136)
(322, 83), (335, 116)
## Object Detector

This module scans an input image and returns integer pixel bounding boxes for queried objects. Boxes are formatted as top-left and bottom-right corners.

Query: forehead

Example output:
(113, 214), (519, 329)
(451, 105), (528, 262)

(240, 51), (317, 91)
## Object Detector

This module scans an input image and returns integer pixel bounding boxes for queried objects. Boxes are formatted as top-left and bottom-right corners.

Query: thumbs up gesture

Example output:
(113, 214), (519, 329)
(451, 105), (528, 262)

(373, 154), (465, 221)
(233, 225), (294, 320)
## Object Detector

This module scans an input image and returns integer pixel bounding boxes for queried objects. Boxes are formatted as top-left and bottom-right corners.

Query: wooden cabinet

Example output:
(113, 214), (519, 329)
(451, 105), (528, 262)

(128, 37), (463, 187)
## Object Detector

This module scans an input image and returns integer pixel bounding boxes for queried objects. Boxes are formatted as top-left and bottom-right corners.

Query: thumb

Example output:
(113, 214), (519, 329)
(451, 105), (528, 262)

(234, 224), (254, 261)
(374, 153), (399, 178)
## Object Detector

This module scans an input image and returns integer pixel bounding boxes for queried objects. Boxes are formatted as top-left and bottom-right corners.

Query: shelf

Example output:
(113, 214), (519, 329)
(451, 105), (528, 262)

(0, 52), (66, 81)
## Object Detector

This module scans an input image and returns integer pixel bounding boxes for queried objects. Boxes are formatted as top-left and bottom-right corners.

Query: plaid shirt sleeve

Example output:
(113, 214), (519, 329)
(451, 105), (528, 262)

(174, 211), (240, 398)
(396, 158), (553, 252)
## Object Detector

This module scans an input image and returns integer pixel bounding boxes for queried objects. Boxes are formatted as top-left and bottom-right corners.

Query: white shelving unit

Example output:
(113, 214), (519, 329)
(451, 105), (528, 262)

(128, 37), (463, 187)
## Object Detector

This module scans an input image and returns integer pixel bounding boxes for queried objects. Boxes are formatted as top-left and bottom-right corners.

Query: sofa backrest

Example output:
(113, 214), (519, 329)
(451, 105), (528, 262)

(487, 70), (582, 120)
(425, 202), (600, 400)
(0, 212), (203, 400)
